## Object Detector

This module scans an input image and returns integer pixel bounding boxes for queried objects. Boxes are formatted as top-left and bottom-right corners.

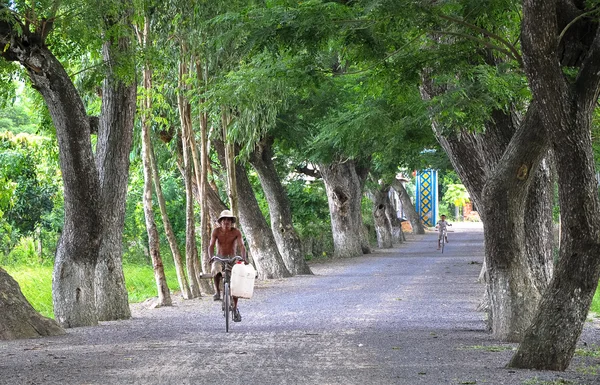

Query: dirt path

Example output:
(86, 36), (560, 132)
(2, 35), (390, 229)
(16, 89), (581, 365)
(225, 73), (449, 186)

(2, 223), (600, 385)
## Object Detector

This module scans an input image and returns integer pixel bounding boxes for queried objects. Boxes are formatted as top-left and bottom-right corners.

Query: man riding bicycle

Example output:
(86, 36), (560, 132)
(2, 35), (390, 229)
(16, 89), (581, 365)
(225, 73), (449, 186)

(208, 209), (247, 322)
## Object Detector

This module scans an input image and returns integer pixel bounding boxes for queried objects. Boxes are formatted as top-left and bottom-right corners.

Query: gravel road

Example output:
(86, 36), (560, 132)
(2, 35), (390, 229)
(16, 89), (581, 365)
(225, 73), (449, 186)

(2, 223), (600, 385)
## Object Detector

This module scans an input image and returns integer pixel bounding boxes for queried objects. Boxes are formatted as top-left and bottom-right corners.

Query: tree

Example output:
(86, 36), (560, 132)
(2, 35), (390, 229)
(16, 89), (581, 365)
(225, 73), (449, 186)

(508, 0), (600, 370)
(138, 14), (172, 307)
(442, 182), (469, 219)
(367, 184), (394, 248)
(408, 1), (555, 341)
(0, 4), (104, 327)
(177, 47), (202, 298)
(391, 179), (425, 235)
(248, 136), (313, 275)
(214, 139), (291, 279)
(318, 159), (370, 258)
(150, 138), (192, 300)
(94, 0), (137, 322)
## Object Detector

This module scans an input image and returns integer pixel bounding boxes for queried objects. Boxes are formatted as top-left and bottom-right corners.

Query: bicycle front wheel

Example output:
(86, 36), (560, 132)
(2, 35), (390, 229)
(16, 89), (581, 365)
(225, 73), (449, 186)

(224, 283), (231, 332)
(441, 232), (446, 253)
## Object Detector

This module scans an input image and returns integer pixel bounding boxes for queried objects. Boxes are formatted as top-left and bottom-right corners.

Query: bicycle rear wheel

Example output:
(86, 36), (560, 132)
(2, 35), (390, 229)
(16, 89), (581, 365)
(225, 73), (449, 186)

(224, 283), (231, 332)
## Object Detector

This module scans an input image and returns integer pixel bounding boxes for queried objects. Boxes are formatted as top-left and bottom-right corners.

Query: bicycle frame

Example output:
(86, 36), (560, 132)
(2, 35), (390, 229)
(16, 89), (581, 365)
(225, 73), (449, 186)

(440, 228), (448, 253)
(213, 256), (243, 332)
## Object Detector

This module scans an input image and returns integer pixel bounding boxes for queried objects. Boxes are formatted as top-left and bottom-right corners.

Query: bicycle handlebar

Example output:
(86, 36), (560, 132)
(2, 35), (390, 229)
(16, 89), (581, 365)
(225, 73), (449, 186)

(212, 256), (245, 264)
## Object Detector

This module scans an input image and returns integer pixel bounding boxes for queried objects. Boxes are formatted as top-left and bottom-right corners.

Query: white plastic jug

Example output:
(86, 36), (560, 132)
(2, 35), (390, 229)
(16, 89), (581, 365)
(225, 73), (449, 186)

(230, 262), (256, 299)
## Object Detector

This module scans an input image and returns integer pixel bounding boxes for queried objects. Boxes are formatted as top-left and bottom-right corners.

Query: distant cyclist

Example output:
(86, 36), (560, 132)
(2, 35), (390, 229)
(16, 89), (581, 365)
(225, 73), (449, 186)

(435, 214), (452, 250)
(208, 209), (247, 322)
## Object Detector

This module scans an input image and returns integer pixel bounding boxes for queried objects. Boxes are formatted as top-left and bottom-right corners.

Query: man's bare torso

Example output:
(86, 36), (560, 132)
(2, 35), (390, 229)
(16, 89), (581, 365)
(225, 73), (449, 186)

(214, 227), (241, 256)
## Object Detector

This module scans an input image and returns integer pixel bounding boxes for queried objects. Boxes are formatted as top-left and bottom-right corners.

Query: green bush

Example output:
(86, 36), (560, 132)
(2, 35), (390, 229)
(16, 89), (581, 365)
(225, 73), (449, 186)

(5, 236), (38, 265)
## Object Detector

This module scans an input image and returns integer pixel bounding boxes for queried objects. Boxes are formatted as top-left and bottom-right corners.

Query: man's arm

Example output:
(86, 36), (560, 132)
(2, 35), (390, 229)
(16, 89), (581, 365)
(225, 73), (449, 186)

(208, 228), (218, 261)
(236, 229), (247, 262)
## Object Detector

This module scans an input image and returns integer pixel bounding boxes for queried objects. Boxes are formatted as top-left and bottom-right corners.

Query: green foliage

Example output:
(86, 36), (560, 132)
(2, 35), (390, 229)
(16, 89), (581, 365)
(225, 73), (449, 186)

(443, 184), (469, 207)
(0, 102), (39, 134)
(286, 178), (334, 257)
(4, 236), (39, 266)
(4, 265), (54, 318)
(0, 133), (57, 260)
(437, 171), (468, 220)
(122, 151), (188, 265)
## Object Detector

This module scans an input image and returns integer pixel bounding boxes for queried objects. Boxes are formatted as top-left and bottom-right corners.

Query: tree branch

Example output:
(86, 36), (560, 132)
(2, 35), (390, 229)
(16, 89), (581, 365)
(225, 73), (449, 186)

(430, 30), (522, 67)
(437, 14), (523, 68)
(295, 165), (321, 179)
(558, 6), (600, 46)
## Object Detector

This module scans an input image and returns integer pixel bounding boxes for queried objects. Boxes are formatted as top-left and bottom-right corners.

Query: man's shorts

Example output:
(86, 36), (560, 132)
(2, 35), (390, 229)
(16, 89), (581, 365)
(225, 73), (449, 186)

(211, 256), (236, 276)
(211, 260), (224, 277)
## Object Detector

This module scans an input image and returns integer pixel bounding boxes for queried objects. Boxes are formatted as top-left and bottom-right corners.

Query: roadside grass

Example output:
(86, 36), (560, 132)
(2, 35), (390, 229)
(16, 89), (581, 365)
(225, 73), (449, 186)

(591, 288), (600, 316)
(574, 345), (600, 376)
(460, 344), (515, 352)
(4, 263), (181, 319)
(123, 264), (181, 303)
(522, 379), (576, 385)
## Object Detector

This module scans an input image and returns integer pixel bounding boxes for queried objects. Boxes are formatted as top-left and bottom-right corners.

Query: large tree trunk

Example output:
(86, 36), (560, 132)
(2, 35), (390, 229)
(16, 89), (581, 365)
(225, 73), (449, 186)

(37, 54), (101, 328)
(509, 0), (600, 370)
(0, 268), (64, 339)
(479, 106), (550, 341)
(94, 18), (136, 322)
(215, 140), (291, 279)
(523, 159), (554, 292)
(248, 136), (312, 275)
(386, 195), (405, 245)
(319, 160), (366, 258)
(0, 19), (103, 327)
(368, 186), (393, 249)
(192, 180), (228, 224)
(391, 179), (425, 235)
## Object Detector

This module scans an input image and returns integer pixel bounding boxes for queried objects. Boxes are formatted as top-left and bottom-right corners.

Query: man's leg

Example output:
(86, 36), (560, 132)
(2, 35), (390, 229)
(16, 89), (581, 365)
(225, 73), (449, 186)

(437, 234), (441, 249)
(232, 297), (242, 322)
(213, 273), (222, 301)
(211, 261), (223, 300)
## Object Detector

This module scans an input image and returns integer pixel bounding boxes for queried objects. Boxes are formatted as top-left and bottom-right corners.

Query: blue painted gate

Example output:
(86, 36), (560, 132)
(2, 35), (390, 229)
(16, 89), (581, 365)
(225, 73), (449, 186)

(416, 169), (438, 227)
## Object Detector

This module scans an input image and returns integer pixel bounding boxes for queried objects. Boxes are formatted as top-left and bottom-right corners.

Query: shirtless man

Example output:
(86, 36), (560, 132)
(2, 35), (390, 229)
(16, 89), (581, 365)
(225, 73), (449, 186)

(208, 209), (247, 322)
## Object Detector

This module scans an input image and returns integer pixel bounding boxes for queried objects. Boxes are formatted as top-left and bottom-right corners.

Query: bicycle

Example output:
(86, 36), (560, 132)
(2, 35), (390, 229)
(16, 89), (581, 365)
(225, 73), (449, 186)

(438, 224), (452, 253)
(440, 228), (447, 253)
(212, 256), (244, 332)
